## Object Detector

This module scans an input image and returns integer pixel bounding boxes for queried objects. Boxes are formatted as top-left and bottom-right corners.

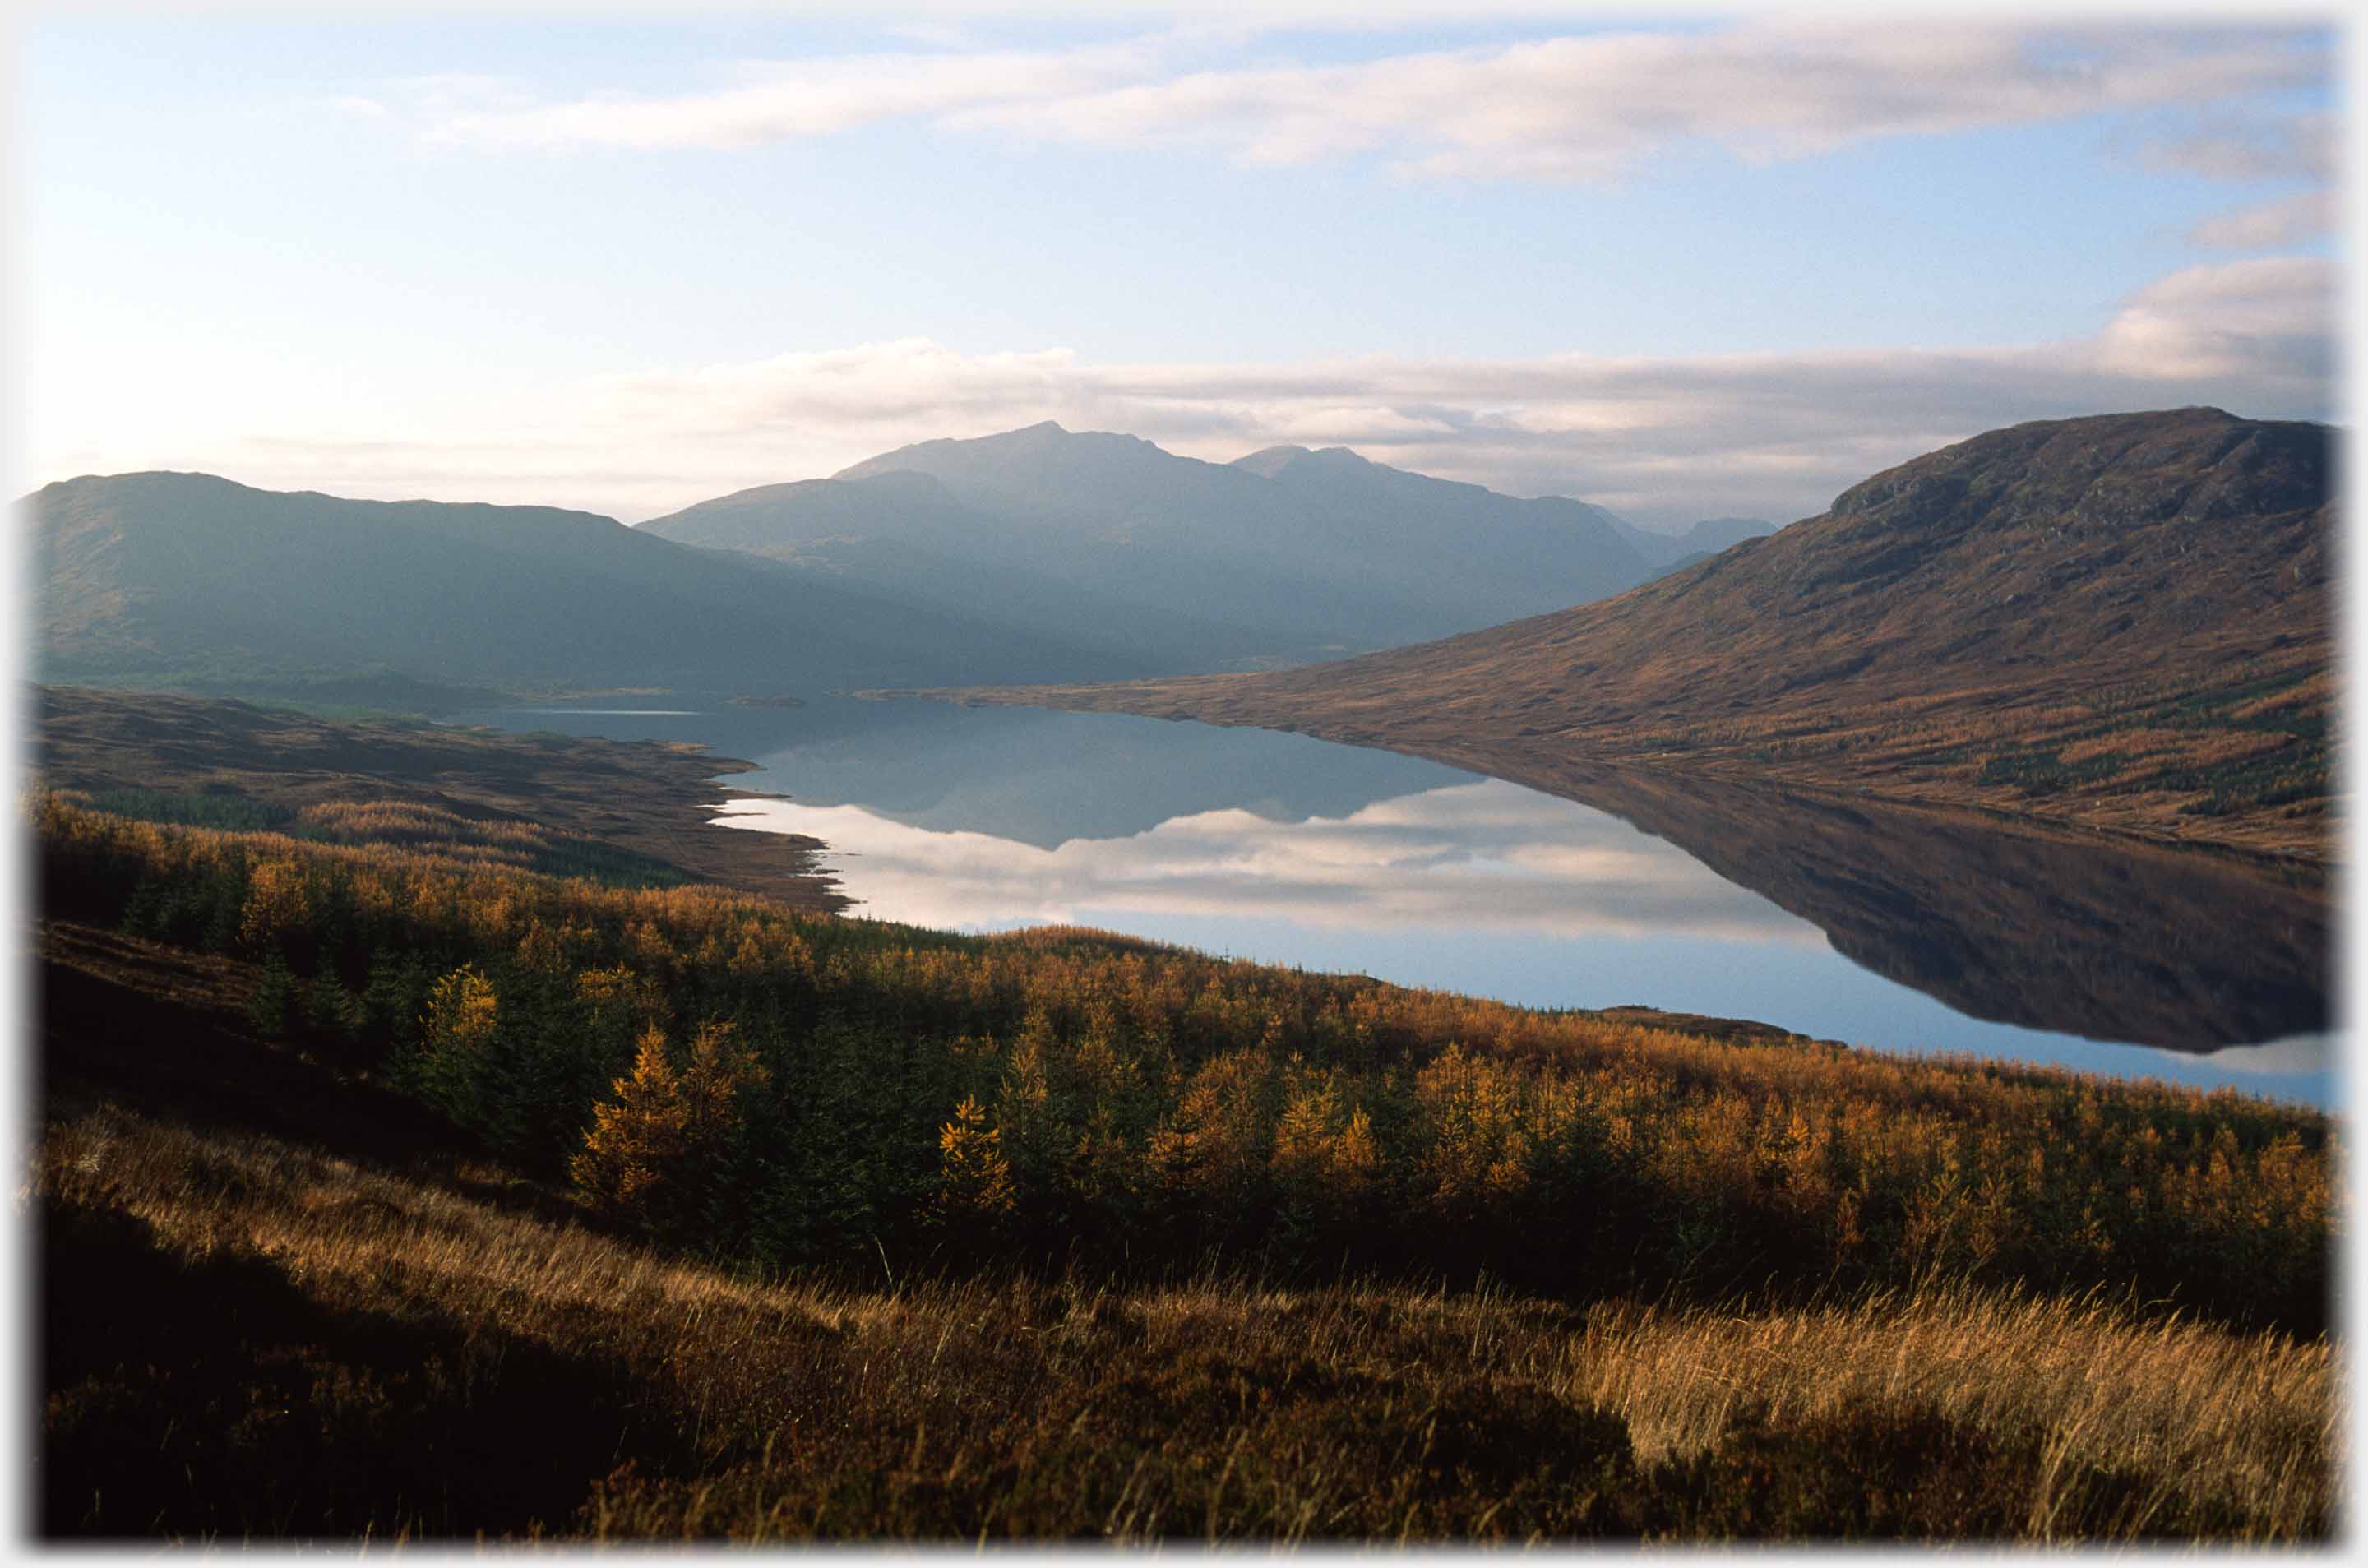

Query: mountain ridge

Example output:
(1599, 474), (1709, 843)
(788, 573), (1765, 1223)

(31, 469), (1140, 696)
(647, 421), (1658, 671)
(914, 408), (2333, 858)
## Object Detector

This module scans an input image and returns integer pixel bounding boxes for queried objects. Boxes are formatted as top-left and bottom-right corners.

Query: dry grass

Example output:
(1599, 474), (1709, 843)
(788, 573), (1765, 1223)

(1573, 1287), (2334, 1531)
(35, 1103), (2338, 1543)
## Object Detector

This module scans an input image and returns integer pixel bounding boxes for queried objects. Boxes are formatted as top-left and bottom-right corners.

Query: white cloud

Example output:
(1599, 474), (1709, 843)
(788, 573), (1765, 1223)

(2188, 188), (2337, 250)
(432, 44), (1158, 149)
(42, 255), (2330, 530)
(419, 22), (2324, 181)
(2088, 255), (2331, 381)
(710, 777), (1823, 942)
(964, 24), (2322, 181)
(2140, 108), (2334, 257)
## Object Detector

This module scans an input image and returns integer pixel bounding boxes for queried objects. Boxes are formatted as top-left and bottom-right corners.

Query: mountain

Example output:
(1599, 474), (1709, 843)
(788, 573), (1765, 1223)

(30, 470), (1136, 698)
(640, 465), (1285, 671)
(928, 409), (2333, 857)
(1607, 513), (1782, 570)
(1223, 442), (1652, 633)
(644, 423), (1653, 671)
(1672, 516), (1781, 553)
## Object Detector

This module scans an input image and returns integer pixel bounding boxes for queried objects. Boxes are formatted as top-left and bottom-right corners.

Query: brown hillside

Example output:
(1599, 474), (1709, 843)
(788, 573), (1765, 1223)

(34, 687), (844, 912)
(935, 409), (2332, 857)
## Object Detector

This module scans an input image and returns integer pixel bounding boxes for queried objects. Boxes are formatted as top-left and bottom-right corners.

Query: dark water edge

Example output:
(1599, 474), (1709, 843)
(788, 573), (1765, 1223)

(439, 693), (2337, 1108)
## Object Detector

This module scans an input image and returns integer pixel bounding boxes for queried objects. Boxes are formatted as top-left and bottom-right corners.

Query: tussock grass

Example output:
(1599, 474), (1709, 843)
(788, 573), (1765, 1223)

(1574, 1287), (2333, 1523)
(36, 1104), (2337, 1543)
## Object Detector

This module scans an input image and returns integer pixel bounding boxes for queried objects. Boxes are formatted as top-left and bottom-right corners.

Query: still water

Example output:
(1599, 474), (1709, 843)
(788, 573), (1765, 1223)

(442, 694), (2337, 1108)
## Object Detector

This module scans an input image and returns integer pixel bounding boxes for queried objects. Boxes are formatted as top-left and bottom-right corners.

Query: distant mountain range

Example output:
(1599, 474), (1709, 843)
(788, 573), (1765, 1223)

(31, 428), (1741, 701)
(930, 409), (2333, 857)
(643, 421), (1717, 670)
(30, 469), (1137, 700)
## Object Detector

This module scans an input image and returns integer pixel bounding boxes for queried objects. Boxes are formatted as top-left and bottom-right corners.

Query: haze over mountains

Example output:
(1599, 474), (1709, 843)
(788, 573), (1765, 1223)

(937, 409), (2333, 858)
(31, 470), (1137, 700)
(33, 424), (1741, 700)
(38, 409), (2321, 858)
(645, 421), (1699, 669)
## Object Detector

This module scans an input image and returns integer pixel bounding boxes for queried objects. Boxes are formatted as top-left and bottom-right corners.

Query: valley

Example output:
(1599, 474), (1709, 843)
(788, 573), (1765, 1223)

(927, 410), (2331, 859)
(21, 407), (2343, 1545)
(22, 12), (2347, 1545)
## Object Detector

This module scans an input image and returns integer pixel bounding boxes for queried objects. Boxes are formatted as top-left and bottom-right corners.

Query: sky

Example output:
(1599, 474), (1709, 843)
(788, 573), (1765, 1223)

(15, 4), (2343, 530)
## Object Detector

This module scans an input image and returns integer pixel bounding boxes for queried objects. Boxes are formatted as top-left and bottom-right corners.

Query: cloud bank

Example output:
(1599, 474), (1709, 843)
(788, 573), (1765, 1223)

(49, 253), (2329, 531)
(414, 21), (2324, 184)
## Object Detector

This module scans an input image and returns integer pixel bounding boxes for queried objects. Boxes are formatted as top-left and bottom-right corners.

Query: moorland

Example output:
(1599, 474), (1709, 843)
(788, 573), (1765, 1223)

(33, 777), (2337, 1541)
(24, 404), (2343, 1543)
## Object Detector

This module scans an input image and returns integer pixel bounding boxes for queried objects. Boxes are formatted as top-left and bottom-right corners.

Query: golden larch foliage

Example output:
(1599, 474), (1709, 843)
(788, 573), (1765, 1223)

(423, 964), (499, 1057)
(237, 856), (312, 950)
(572, 1025), (691, 1217)
(571, 1020), (765, 1222)
(934, 1095), (1016, 1219)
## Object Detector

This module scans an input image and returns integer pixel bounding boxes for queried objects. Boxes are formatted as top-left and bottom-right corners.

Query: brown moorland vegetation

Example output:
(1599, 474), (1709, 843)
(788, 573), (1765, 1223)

(35, 683), (843, 911)
(34, 793), (2334, 1334)
(37, 1103), (2334, 1543)
(924, 409), (2331, 859)
(30, 760), (2340, 1542)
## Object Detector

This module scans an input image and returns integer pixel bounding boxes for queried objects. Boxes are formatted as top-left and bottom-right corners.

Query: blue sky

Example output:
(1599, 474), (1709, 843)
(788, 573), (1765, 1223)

(19, 7), (2341, 528)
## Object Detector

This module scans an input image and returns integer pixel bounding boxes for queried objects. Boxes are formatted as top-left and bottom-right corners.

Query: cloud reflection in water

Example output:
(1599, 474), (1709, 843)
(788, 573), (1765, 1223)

(712, 778), (1826, 947)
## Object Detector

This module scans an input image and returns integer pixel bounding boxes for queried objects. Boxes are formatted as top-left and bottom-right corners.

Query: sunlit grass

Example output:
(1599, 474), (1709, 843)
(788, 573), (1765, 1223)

(36, 1104), (2335, 1542)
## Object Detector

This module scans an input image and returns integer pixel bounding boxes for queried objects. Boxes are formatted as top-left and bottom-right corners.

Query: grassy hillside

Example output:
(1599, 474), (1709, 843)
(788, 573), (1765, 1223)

(932, 410), (2332, 857)
(30, 683), (2340, 1542)
(30, 784), (2338, 1542)
(39, 1098), (2332, 1542)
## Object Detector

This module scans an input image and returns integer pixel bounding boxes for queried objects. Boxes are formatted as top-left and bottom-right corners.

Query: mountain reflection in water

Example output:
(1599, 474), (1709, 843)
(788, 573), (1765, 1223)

(1455, 760), (2329, 1057)
(442, 695), (2333, 1103)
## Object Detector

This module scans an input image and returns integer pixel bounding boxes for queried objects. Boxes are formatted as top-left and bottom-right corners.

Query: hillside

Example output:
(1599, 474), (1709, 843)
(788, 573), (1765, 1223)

(644, 423), (1655, 671)
(35, 685), (845, 911)
(932, 410), (2331, 857)
(30, 773), (2338, 1540)
(30, 471), (1134, 698)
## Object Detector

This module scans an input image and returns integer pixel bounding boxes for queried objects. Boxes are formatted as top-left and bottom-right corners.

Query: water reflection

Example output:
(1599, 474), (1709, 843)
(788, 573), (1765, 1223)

(1455, 760), (2331, 1057)
(713, 781), (1825, 946)
(442, 695), (2336, 1105)
(449, 693), (1470, 849)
